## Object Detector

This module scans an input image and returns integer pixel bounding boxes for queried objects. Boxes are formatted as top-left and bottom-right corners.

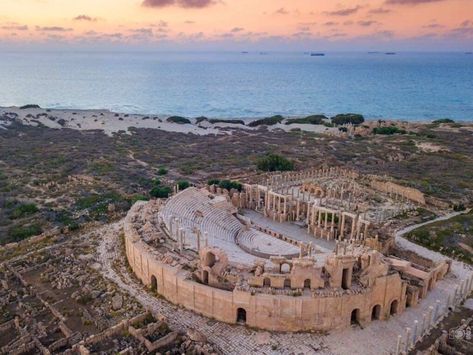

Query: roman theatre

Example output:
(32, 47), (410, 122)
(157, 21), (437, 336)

(124, 167), (450, 332)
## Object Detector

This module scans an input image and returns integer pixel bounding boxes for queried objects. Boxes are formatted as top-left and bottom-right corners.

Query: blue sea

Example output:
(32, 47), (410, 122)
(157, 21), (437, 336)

(0, 51), (472, 120)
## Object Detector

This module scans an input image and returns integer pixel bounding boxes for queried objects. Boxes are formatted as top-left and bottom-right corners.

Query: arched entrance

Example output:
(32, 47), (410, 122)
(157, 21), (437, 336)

(284, 279), (291, 288)
(351, 309), (360, 325)
(236, 308), (247, 324)
(150, 275), (157, 293)
(390, 300), (398, 316)
(371, 305), (381, 320)
(263, 277), (271, 287)
(304, 279), (311, 289)
(203, 270), (209, 285)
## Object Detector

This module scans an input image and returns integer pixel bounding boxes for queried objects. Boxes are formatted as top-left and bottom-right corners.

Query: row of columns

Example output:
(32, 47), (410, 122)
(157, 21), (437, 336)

(395, 274), (473, 354)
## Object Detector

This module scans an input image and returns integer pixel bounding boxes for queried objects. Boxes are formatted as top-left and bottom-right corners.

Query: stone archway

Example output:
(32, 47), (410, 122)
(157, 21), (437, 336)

(263, 277), (271, 287)
(304, 279), (311, 289)
(371, 305), (381, 320)
(236, 308), (247, 324)
(203, 270), (209, 285)
(390, 300), (398, 316)
(150, 275), (158, 293)
(351, 308), (360, 325)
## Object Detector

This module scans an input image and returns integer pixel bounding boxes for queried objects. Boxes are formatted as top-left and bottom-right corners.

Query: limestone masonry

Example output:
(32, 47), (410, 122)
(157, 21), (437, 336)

(124, 167), (450, 332)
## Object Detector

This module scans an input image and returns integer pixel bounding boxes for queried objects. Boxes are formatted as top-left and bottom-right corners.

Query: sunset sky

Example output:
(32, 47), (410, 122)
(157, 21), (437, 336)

(0, 0), (472, 50)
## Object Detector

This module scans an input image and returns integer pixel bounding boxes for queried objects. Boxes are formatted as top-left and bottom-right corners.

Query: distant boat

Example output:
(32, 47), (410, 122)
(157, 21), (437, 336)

(310, 53), (325, 57)
(385, 52), (397, 55)
(241, 51), (249, 54)
(368, 51), (380, 54)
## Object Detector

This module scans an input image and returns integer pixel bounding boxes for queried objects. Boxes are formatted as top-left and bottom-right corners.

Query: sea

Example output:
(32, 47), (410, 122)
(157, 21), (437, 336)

(0, 51), (472, 121)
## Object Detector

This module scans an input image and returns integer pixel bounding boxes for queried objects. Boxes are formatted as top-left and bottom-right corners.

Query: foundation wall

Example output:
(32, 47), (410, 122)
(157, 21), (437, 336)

(125, 232), (408, 332)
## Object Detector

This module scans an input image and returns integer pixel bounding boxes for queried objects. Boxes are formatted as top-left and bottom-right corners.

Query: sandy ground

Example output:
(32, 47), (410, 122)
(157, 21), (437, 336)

(0, 106), (341, 137)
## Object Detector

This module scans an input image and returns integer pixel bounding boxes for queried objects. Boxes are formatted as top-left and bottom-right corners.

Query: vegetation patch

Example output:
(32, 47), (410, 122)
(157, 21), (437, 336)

(373, 126), (407, 135)
(285, 115), (327, 125)
(256, 153), (294, 172)
(166, 116), (191, 124)
(209, 119), (245, 125)
(331, 114), (365, 126)
(248, 115), (284, 127)
(406, 211), (473, 264)
(10, 203), (38, 219)
(208, 179), (243, 192)
(6, 224), (43, 244)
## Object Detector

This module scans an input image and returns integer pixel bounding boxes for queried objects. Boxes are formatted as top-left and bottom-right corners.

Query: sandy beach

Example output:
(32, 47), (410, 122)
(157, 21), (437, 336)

(0, 106), (343, 136)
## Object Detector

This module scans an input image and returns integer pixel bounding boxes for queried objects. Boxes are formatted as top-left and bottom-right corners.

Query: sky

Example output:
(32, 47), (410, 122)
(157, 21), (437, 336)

(0, 0), (472, 51)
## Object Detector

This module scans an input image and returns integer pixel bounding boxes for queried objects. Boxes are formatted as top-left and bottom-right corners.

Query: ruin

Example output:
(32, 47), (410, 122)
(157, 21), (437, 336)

(124, 167), (451, 332)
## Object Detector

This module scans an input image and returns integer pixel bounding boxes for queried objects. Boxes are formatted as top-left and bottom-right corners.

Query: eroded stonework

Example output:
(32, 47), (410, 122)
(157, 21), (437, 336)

(124, 167), (450, 332)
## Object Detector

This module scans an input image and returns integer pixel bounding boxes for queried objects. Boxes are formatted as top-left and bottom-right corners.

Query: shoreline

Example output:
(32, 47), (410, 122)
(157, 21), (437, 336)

(1, 105), (471, 124)
(1, 105), (472, 138)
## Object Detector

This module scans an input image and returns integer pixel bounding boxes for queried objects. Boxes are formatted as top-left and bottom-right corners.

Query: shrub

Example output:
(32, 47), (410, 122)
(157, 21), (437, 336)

(218, 180), (243, 192)
(7, 224), (42, 243)
(166, 116), (191, 124)
(195, 116), (208, 124)
(19, 104), (41, 109)
(285, 115), (327, 125)
(150, 186), (172, 198)
(209, 119), (245, 125)
(158, 167), (168, 176)
(10, 203), (38, 219)
(248, 115), (284, 127)
(208, 179), (220, 186)
(432, 118), (454, 124)
(331, 114), (365, 125)
(257, 154), (294, 172)
(177, 180), (190, 190)
(372, 126), (407, 135)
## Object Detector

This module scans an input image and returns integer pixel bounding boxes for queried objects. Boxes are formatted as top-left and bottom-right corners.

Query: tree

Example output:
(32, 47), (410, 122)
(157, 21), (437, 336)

(256, 154), (294, 172)
(150, 186), (172, 198)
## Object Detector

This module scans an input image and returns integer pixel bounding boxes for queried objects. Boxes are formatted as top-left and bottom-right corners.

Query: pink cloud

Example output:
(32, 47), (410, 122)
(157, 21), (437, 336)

(142, 0), (217, 8)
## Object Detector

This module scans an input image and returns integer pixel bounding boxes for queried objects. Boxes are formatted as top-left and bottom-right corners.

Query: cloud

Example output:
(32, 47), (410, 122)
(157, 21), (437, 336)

(36, 26), (73, 32)
(358, 20), (379, 27)
(323, 21), (338, 27)
(385, 0), (445, 5)
(448, 20), (473, 38)
(74, 15), (97, 22)
(369, 7), (391, 14)
(142, 0), (217, 8)
(423, 23), (444, 29)
(274, 8), (289, 15)
(325, 6), (361, 16)
(1, 24), (28, 31)
(184, 20), (195, 24)
(231, 27), (244, 33)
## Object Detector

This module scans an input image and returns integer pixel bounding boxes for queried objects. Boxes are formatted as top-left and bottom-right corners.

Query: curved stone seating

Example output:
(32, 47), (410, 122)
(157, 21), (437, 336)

(236, 229), (300, 259)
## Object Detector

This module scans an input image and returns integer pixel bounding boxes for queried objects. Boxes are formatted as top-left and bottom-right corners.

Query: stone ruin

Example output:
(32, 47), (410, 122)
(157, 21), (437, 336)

(122, 166), (454, 332)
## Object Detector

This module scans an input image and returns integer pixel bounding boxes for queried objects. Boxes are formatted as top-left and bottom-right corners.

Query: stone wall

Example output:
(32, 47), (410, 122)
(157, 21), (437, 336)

(125, 225), (409, 332)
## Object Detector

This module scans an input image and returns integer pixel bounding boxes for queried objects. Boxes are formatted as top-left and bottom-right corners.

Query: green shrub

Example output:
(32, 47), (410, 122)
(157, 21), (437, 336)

(372, 126), (407, 135)
(177, 180), (190, 190)
(10, 203), (38, 219)
(218, 180), (243, 192)
(285, 115), (327, 125)
(248, 115), (284, 127)
(7, 224), (42, 243)
(432, 118), (454, 124)
(166, 116), (191, 124)
(150, 186), (172, 198)
(157, 167), (168, 176)
(331, 114), (364, 125)
(257, 154), (294, 172)
(209, 119), (245, 125)
(208, 179), (220, 186)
